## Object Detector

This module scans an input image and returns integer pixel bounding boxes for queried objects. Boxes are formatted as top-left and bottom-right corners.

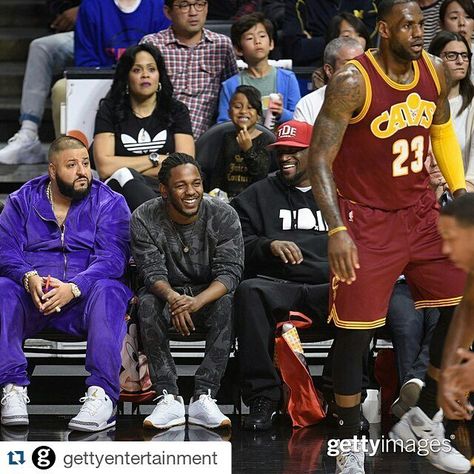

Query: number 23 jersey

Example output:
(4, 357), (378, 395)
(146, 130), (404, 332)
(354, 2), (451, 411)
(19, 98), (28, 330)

(333, 49), (440, 210)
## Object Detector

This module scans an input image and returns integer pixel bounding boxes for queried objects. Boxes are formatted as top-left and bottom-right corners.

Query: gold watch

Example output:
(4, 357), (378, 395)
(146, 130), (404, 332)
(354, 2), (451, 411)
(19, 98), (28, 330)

(70, 283), (81, 298)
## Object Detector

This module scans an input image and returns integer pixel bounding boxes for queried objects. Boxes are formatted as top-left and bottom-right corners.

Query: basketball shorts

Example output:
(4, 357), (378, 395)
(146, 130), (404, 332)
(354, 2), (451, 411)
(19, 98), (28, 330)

(328, 191), (466, 329)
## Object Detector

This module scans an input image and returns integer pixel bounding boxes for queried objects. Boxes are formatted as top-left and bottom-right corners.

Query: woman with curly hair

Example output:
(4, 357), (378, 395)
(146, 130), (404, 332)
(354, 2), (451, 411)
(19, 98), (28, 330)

(93, 43), (194, 211)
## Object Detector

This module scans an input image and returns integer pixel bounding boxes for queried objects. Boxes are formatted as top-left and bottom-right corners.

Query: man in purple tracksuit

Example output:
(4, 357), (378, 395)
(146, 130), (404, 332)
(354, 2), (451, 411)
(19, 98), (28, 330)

(0, 136), (132, 433)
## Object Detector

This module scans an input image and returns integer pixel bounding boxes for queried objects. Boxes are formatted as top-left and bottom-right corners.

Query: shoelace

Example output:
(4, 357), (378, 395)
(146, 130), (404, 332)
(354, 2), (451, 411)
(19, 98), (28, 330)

(338, 451), (363, 468)
(78, 394), (104, 416)
(198, 390), (218, 412)
(153, 389), (175, 405)
(251, 397), (273, 415)
(1, 388), (30, 407)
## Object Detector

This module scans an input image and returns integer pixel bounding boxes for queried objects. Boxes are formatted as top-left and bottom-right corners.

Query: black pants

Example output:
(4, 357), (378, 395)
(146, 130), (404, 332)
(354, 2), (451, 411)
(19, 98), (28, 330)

(234, 277), (332, 404)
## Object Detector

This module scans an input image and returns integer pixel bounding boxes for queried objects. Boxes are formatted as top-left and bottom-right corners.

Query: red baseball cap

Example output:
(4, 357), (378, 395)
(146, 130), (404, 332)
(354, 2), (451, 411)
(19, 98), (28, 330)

(267, 120), (313, 149)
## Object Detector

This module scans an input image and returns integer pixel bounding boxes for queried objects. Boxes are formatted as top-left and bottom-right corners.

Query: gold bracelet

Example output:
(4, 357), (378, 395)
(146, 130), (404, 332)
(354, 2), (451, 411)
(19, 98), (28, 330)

(328, 226), (347, 237)
(23, 270), (39, 293)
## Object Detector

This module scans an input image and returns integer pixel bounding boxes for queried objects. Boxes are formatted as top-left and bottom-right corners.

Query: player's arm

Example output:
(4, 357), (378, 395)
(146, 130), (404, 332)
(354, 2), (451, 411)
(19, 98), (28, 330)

(429, 54), (466, 197)
(438, 272), (474, 419)
(441, 272), (474, 369)
(308, 64), (365, 283)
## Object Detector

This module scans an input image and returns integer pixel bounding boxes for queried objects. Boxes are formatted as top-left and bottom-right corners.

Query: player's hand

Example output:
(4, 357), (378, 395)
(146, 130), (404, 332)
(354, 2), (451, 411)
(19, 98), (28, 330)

(268, 95), (283, 117)
(41, 277), (74, 315)
(328, 231), (359, 284)
(28, 274), (45, 310)
(236, 125), (252, 152)
(51, 6), (79, 32)
(438, 349), (474, 420)
(270, 240), (303, 264)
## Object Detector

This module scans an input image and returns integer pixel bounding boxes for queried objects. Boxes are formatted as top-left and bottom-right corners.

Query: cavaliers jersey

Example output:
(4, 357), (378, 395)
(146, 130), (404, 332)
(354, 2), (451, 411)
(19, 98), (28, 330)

(333, 49), (440, 210)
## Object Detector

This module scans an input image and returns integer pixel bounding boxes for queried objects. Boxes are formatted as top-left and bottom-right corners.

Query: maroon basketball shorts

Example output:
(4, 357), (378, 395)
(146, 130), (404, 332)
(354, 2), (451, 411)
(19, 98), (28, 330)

(328, 192), (466, 329)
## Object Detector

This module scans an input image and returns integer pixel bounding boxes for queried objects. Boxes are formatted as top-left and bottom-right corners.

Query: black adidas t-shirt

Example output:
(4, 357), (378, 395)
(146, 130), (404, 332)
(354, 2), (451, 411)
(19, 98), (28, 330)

(94, 97), (193, 156)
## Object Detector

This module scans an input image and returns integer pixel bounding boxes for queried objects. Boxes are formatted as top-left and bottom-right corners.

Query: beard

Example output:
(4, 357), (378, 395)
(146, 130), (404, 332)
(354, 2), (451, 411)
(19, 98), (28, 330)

(282, 169), (307, 186)
(56, 174), (92, 201)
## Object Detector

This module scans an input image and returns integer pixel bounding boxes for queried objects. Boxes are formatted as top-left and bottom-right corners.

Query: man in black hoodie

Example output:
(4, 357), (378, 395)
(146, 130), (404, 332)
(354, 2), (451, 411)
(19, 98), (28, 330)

(232, 120), (331, 430)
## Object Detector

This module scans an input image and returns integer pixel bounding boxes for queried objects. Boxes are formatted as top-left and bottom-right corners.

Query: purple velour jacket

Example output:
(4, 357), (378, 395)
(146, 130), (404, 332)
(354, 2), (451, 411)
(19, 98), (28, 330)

(0, 175), (131, 298)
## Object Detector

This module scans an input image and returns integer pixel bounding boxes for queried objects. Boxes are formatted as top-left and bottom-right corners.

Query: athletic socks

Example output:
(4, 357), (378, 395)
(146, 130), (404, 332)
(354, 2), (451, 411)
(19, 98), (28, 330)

(417, 374), (438, 419)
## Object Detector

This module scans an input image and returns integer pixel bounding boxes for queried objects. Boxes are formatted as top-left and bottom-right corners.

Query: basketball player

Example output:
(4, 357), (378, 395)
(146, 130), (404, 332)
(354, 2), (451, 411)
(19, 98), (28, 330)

(308, 1), (470, 473)
(437, 194), (474, 421)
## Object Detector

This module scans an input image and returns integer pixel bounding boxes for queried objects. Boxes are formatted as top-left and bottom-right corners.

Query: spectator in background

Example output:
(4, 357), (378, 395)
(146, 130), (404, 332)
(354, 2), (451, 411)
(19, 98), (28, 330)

(217, 12), (300, 125)
(93, 44), (194, 212)
(418, 0), (443, 50)
(293, 37), (364, 125)
(429, 31), (474, 192)
(50, 0), (170, 146)
(131, 153), (244, 430)
(141, 0), (238, 138)
(211, 86), (272, 198)
(312, 12), (370, 90)
(75, 0), (170, 67)
(207, 0), (257, 20)
(0, 1), (80, 165)
(439, 0), (474, 80)
(281, 0), (376, 67)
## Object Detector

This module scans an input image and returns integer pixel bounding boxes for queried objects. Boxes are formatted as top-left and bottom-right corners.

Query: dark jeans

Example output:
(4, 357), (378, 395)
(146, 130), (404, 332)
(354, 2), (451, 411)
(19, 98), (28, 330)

(386, 281), (439, 386)
(137, 287), (233, 398)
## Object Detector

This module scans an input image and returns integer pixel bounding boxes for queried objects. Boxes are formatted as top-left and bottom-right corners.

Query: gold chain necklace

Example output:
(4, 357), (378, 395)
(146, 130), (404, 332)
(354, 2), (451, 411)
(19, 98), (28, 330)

(169, 219), (197, 254)
(47, 182), (66, 227)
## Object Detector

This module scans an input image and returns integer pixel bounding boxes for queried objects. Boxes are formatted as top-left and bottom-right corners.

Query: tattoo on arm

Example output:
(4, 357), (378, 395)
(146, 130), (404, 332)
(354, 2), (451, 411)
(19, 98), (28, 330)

(308, 66), (364, 228)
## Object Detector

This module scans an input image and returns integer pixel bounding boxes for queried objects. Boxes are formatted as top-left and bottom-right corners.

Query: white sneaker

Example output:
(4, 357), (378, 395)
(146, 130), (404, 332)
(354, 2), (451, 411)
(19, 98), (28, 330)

(390, 407), (471, 473)
(335, 439), (365, 473)
(68, 386), (116, 432)
(188, 390), (231, 429)
(1, 384), (29, 426)
(143, 390), (185, 430)
(391, 378), (424, 419)
(0, 131), (45, 164)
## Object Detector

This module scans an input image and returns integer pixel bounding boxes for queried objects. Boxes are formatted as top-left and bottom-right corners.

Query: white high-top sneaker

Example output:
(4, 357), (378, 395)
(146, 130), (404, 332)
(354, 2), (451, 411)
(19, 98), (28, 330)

(335, 439), (365, 474)
(0, 131), (45, 164)
(188, 390), (231, 429)
(68, 386), (116, 432)
(143, 390), (185, 430)
(390, 407), (471, 473)
(1, 384), (29, 426)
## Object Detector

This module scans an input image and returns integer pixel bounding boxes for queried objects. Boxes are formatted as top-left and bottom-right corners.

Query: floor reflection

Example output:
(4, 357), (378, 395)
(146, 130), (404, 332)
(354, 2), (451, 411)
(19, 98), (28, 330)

(0, 414), (470, 473)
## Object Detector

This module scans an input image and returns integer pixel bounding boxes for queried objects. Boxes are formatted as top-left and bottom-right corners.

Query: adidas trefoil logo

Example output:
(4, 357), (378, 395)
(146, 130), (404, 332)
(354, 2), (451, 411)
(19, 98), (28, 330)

(121, 129), (167, 154)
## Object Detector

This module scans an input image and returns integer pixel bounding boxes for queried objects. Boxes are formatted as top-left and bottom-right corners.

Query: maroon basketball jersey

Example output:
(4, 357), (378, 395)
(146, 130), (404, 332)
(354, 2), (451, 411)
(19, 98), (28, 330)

(333, 49), (440, 210)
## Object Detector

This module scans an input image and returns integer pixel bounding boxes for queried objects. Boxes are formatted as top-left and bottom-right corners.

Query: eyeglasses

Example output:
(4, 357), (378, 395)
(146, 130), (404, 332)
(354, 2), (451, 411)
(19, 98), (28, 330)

(173, 0), (207, 12)
(441, 51), (471, 62)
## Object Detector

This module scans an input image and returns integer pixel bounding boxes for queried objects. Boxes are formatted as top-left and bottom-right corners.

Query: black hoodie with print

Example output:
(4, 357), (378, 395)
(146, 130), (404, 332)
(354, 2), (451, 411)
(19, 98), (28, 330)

(231, 172), (329, 283)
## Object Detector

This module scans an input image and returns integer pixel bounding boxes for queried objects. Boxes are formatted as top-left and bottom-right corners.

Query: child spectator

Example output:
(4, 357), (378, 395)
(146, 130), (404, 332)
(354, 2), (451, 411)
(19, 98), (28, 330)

(217, 13), (300, 125)
(211, 86), (273, 198)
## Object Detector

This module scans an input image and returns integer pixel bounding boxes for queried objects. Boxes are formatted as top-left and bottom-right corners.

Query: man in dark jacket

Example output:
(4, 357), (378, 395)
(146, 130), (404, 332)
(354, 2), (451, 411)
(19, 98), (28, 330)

(0, 136), (132, 433)
(232, 120), (332, 430)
